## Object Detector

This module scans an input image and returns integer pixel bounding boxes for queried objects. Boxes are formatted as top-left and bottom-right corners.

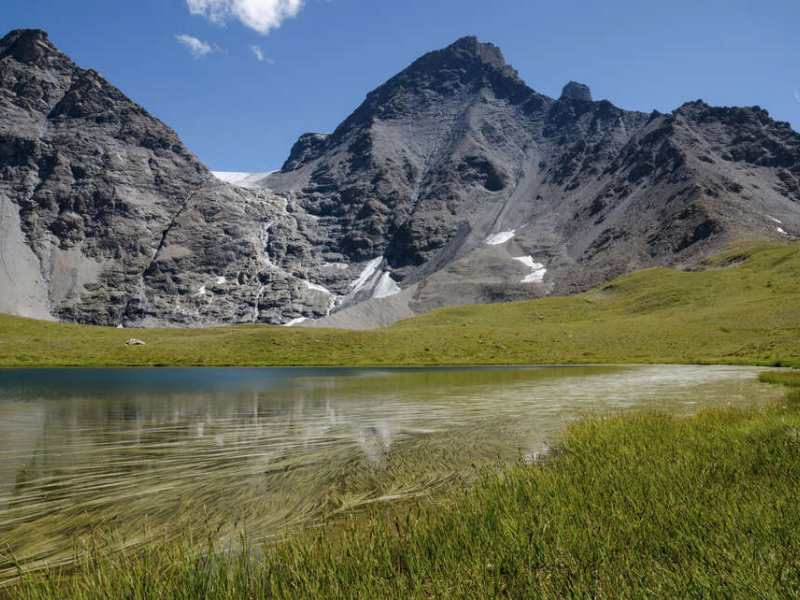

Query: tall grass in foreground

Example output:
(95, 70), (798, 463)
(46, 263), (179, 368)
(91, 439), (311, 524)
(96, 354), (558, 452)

(7, 382), (800, 598)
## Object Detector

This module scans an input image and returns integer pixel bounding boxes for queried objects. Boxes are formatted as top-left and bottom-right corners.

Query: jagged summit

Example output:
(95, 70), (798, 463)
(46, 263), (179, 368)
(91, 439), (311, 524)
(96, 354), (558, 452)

(440, 36), (509, 69)
(406, 35), (521, 82)
(282, 35), (536, 174)
(0, 28), (49, 48)
(560, 81), (592, 102)
(0, 28), (61, 64)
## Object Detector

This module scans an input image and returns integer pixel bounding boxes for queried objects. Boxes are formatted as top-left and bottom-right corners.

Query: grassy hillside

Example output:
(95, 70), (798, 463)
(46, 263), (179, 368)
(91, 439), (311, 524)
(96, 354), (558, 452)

(1, 241), (800, 367)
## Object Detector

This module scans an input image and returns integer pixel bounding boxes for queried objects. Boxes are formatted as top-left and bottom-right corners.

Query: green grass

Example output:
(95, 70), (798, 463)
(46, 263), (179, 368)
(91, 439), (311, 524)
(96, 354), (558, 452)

(759, 370), (800, 387)
(1, 241), (800, 367)
(759, 370), (800, 403)
(7, 398), (800, 598)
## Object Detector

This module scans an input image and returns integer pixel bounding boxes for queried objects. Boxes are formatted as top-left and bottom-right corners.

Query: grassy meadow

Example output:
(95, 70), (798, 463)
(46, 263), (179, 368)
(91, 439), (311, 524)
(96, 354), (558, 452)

(1, 241), (800, 368)
(6, 377), (800, 598)
(3, 242), (800, 597)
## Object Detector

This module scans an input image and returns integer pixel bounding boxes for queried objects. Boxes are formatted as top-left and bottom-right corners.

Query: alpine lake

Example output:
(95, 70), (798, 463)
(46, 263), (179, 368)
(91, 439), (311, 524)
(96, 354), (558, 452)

(0, 364), (783, 580)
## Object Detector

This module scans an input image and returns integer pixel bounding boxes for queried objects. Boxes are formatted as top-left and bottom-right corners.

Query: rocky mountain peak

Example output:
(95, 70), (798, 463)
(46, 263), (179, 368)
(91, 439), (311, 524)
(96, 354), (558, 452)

(0, 29), (61, 65)
(411, 35), (521, 84)
(560, 81), (592, 102)
(441, 36), (509, 69)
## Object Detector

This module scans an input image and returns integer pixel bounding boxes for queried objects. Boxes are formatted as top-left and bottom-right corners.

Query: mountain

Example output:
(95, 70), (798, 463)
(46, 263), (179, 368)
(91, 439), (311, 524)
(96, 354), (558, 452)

(2, 31), (799, 328)
(223, 36), (800, 328)
(0, 29), (334, 326)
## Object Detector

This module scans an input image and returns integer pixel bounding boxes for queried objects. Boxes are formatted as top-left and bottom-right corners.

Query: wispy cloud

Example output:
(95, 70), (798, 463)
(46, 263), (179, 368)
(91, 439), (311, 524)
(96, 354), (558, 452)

(186, 0), (304, 35)
(794, 90), (800, 104)
(175, 34), (218, 58)
(250, 45), (274, 63)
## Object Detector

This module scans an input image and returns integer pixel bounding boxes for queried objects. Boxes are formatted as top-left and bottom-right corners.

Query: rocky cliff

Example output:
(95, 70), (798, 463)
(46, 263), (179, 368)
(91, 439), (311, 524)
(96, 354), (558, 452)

(2, 30), (799, 328)
(0, 29), (335, 326)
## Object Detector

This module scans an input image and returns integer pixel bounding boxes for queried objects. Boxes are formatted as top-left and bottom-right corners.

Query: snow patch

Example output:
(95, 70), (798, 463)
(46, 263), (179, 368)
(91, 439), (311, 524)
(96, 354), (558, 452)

(326, 296), (337, 317)
(778, 227), (788, 235)
(373, 272), (401, 299)
(340, 258), (402, 302)
(196, 285), (206, 296)
(304, 279), (332, 295)
(321, 262), (349, 270)
(512, 256), (547, 283)
(253, 285), (265, 322)
(216, 276), (226, 285)
(344, 257), (403, 302)
(767, 215), (783, 224)
(212, 171), (276, 189)
(349, 257), (383, 295)
(485, 230), (516, 245)
(283, 317), (307, 327)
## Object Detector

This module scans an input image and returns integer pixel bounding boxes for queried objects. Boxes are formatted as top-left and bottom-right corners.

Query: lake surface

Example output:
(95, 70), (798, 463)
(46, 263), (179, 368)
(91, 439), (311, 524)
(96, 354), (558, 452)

(0, 364), (782, 578)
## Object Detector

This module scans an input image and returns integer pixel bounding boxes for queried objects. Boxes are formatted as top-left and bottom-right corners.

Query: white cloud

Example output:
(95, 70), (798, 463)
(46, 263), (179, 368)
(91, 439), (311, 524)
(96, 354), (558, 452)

(250, 45), (274, 63)
(187, 0), (304, 35)
(794, 90), (800, 104)
(175, 34), (217, 58)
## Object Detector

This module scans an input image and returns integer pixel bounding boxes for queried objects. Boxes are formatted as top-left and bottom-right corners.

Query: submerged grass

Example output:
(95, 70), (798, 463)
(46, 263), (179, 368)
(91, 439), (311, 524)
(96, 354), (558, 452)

(1, 241), (800, 367)
(759, 370), (800, 403)
(759, 370), (800, 388)
(8, 395), (800, 598)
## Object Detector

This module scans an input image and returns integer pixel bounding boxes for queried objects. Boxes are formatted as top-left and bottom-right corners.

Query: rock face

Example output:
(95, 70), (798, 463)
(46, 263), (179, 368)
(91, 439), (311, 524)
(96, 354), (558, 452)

(0, 29), (332, 327)
(2, 31), (800, 328)
(560, 81), (592, 102)
(251, 36), (800, 326)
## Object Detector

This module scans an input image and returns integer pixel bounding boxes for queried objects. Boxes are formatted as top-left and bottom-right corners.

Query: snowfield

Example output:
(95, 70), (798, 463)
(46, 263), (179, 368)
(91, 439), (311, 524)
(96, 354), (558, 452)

(212, 171), (276, 189)
(512, 256), (547, 283)
(484, 230), (516, 245)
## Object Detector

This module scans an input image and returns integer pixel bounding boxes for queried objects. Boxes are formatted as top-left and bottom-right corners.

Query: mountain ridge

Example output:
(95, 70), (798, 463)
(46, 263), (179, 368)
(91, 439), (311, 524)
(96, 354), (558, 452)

(1, 29), (798, 328)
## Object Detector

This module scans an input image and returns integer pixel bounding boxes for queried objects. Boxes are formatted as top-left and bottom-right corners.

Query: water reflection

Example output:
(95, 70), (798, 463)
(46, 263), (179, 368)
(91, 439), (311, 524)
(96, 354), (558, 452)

(0, 365), (781, 578)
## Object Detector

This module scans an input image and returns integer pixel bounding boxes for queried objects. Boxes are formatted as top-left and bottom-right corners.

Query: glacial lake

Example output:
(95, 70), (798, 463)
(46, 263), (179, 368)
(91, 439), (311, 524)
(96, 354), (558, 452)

(0, 364), (783, 578)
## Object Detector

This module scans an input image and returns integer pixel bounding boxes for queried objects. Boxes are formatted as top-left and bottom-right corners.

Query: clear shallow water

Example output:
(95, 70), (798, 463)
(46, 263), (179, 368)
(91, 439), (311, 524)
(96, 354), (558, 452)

(0, 364), (782, 577)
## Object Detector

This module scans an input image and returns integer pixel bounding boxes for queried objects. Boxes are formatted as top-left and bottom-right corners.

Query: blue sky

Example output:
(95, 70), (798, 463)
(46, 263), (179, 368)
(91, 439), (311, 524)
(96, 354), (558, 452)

(4, 0), (799, 172)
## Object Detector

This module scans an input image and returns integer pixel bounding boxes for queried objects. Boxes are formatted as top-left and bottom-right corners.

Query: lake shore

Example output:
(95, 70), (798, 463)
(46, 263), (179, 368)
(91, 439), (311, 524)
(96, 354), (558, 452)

(7, 376), (799, 599)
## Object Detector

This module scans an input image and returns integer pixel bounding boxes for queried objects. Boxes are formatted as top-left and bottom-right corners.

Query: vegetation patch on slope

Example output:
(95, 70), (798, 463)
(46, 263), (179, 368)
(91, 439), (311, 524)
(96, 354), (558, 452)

(1, 242), (799, 367)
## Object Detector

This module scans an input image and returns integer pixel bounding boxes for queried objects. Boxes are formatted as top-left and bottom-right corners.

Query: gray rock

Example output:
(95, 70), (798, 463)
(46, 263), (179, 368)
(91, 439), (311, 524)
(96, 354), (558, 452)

(125, 338), (145, 346)
(560, 81), (593, 102)
(1, 31), (799, 329)
(0, 29), (333, 327)
(262, 37), (800, 323)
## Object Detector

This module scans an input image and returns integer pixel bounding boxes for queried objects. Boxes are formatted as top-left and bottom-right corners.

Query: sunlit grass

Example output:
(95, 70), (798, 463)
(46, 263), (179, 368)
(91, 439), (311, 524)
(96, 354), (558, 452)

(7, 393), (800, 598)
(759, 370), (800, 388)
(1, 241), (800, 368)
(760, 370), (800, 403)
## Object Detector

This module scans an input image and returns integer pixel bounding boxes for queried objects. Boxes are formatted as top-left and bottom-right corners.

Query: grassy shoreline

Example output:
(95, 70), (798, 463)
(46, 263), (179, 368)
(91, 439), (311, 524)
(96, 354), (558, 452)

(4, 243), (800, 597)
(1, 241), (800, 368)
(6, 375), (800, 598)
